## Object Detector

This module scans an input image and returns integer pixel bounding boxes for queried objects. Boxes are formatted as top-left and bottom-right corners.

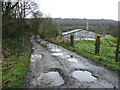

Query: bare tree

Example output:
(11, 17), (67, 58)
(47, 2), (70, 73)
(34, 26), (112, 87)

(2, 0), (40, 39)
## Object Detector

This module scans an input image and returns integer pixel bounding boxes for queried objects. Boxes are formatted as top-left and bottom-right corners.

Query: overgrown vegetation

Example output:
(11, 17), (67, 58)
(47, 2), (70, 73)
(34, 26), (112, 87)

(38, 18), (60, 39)
(2, 40), (31, 88)
(2, 0), (60, 88)
(45, 35), (120, 71)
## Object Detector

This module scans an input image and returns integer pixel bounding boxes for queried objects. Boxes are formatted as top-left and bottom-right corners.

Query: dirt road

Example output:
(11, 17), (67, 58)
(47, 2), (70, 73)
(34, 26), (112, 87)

(24, 36), (119, 88)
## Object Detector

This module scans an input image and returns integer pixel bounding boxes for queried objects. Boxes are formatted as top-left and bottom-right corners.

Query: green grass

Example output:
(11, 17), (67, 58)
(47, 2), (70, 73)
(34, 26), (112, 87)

(2, 41), (31, 88)
(75, 39), (116, 60)
(46, 35), (120, 71)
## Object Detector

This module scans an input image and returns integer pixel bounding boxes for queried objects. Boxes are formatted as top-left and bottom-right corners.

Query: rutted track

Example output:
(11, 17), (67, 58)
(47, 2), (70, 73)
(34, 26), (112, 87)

(24, 36), (119, 88)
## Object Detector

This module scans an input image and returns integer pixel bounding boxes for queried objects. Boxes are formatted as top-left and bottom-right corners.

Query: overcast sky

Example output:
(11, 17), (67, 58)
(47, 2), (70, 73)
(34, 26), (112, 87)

(34, 0), (119, 20)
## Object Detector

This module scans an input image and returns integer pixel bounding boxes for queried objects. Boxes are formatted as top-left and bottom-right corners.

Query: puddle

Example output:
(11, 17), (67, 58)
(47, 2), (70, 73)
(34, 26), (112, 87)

(72, 70), (97, 82)
(41, 41), (47, 45)
(67, 55), (71, 58)
(68, 58), (78, 62)
(31, 54), (42, 62)
(47, 44), (53, 48)
(59, 55), (67, 59)
(36, 35), (41, 42)
(37, 72), (64, 86)
(51, 48), (61, 52)
(67, 54), (78, 62)
(49, 45), (61, 52)
(51, 53), (63, 56)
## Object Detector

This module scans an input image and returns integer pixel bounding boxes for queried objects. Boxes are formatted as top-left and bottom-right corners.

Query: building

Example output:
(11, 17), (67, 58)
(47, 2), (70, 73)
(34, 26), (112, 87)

(62, 29), (105, 40)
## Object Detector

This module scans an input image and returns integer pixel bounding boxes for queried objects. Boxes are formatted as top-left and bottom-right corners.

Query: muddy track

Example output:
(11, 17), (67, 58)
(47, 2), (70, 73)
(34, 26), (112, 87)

(24, 36), (119, 88)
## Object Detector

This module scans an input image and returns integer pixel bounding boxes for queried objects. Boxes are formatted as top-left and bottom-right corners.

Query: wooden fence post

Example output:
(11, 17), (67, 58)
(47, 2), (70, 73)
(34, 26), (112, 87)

(95, 36), (101, 55)
(115, 38), (120, 62)
(70, 34), (74, 47)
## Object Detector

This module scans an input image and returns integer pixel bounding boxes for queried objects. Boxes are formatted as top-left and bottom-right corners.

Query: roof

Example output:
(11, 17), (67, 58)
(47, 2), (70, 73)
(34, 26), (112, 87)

(62, 29), (105, 38)
(62, 29), (84, 36)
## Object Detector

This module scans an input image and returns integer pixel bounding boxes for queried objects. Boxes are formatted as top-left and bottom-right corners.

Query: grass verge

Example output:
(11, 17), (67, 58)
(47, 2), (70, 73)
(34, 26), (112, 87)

(2, 42), (31, 88)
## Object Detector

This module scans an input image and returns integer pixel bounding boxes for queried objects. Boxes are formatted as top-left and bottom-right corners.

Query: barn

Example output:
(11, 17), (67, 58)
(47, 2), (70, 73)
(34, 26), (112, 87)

(62, 29), (105, 40)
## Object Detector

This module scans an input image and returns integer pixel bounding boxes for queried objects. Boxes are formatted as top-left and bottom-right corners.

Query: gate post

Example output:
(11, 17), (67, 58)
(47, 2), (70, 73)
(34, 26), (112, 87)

(115, 38), (120, 62)
(70, 34), (74, 47)
(95, 36), (101, 55)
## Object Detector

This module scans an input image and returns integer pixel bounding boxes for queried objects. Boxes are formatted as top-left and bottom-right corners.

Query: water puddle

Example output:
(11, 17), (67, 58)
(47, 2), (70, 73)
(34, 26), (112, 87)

(47, 44), (53, 48)
(51, 53), (63, 56)
(68, 58), (78, 62)
(31, 54), (42, 62)
(51, 48), (61, 52)
(72, 70), (97, 82)
(41, 41), (47, 45)
(67, 55), (71, 58)
(36, 35), (41, 42)
(67, 55), (78, 62)
(37, 72), (64, 86)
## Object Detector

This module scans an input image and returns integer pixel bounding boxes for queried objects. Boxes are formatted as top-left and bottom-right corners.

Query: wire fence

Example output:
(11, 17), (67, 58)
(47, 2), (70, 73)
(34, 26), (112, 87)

(62, 30), (120, 62)
(75, 40), (95, 54)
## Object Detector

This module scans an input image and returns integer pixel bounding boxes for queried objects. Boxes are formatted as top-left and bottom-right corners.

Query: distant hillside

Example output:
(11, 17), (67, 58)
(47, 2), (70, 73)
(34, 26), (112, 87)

(54, 18), (118, 37)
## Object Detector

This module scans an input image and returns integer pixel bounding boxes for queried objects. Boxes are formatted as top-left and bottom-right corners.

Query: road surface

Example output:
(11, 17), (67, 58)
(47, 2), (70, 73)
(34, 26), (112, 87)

(24, 35), (119, 88)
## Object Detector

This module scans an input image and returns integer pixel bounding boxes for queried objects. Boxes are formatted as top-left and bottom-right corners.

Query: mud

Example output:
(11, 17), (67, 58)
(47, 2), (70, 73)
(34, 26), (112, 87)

(24, 35), (119, 88)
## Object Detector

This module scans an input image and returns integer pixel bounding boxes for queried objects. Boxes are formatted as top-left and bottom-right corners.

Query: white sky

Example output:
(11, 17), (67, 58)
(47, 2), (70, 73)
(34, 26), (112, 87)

(34, 0), (120, 20)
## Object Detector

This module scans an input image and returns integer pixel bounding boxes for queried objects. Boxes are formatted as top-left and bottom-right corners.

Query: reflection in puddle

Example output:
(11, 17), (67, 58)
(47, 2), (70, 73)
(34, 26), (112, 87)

(51, 53), (63, 56)
(67, 54), (78, 62)
(37, 72), (64, 86)
(72, 70), (97, 82)
(51, 48), (61, 52)
(67, 55), (71, 58)
(31, 54), (42, 62)
(47, 44), (53, 48)
(68, 58), (78, 62)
